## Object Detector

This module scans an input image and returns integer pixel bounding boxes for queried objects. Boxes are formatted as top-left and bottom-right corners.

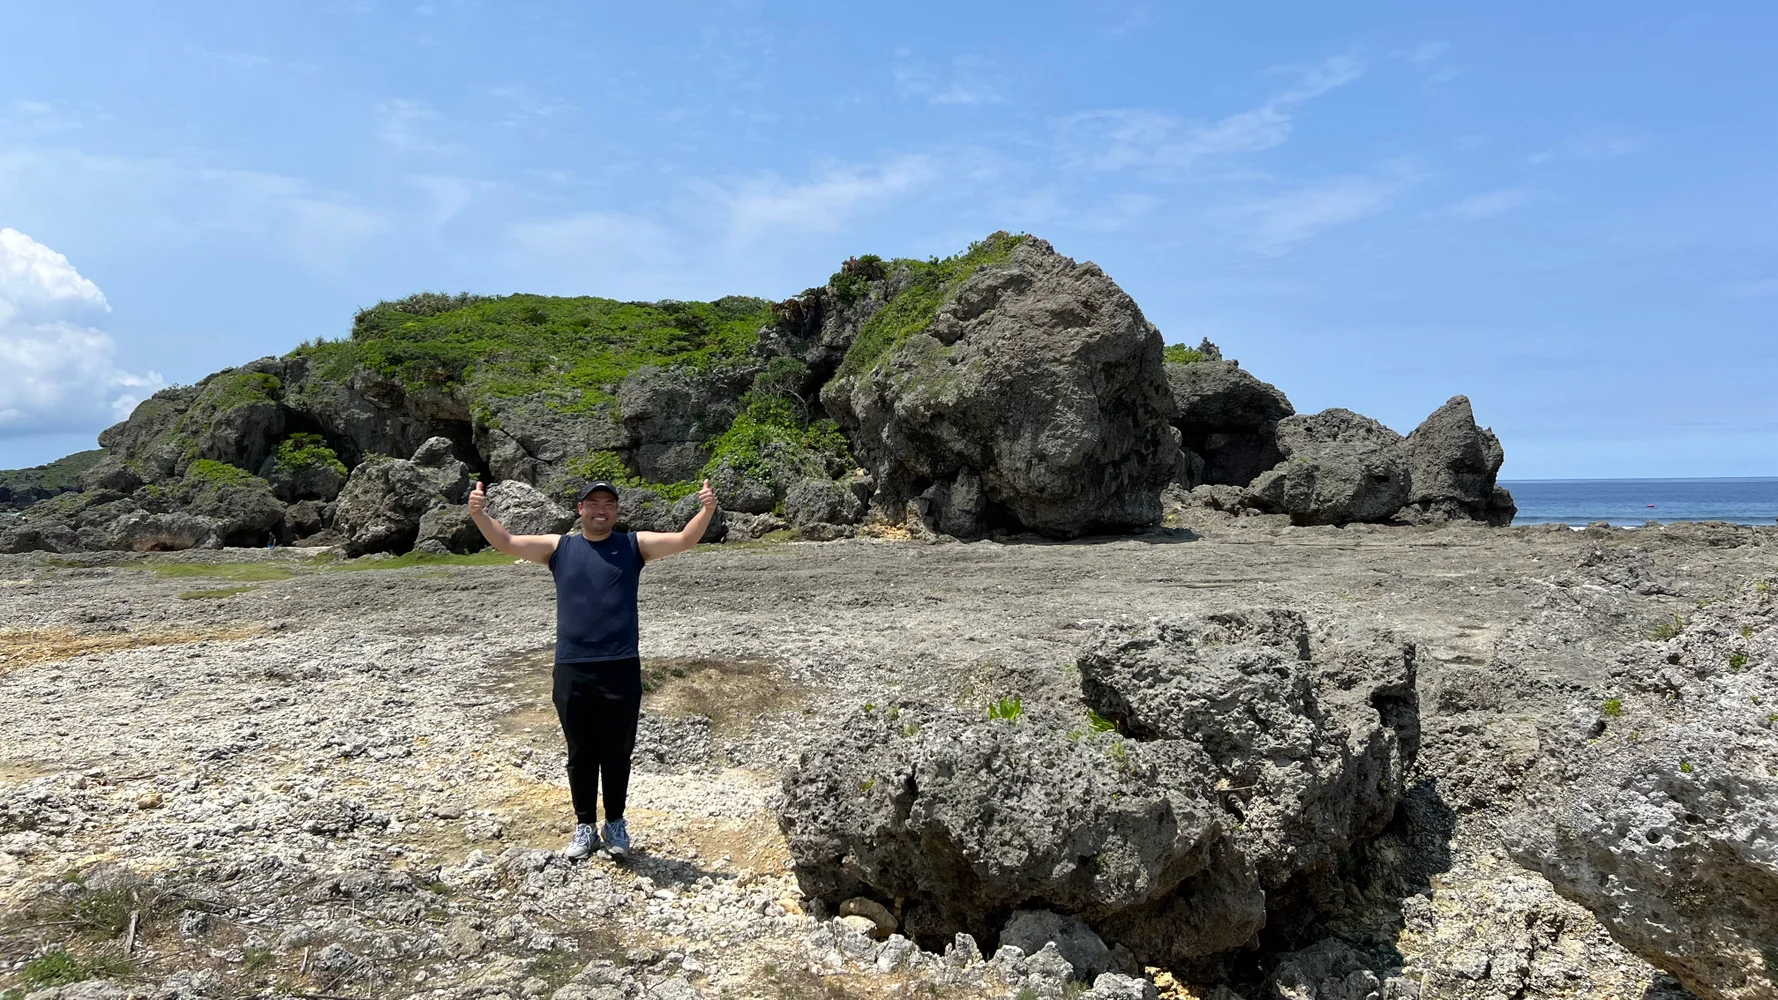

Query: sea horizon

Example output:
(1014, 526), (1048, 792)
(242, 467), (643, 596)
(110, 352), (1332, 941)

(1499, 476), (1778, 527)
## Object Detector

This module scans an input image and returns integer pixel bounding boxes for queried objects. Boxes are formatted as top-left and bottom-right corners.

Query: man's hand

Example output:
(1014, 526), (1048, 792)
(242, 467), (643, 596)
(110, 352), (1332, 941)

(469, 480), (487, 519)
(697, 479), (716, 512)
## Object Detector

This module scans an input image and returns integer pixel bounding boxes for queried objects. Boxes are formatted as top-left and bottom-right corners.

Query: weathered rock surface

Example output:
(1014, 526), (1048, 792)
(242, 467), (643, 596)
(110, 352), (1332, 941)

(1399, 396), (1515, 526)
(783, 478), (864, 529)
(333, 438), (472, 556)
(618, 365), (753, 483)
(482, 480), (574, 537)
(821, 236), (1179, 539)
(415, 504), (483, 554)
(778, 608), (1421, 969)
(1503, 582), (1778, 1000)
(1166, 361), (1293, 488)
(1244, 409), (1411, 526)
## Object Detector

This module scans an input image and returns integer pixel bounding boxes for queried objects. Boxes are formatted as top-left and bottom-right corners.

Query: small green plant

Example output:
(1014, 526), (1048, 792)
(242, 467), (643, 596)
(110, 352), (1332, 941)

(885, 706), (900, 721)
(179, 586), (256, 600)
(1767, 713), (1778, 723)
(862, 702), (876, 713)
(16, 949), (130, 991)
(1680, 760), (1694, 774)
(859, 777), (876, 793)
(1741, 625), (1754, 639)
(242, 947), (277, 973)
(1087, 709), (1117, 733)
(901, 721), (920, 738)
(1067, 729), (1084, 742)
(1601, 698), (1624, 718)
(1758, 579), (1773, 595)
(1106, 741), (1128, 765)
(149, 562), (293, 582)
(1729, 653), (1749, 672)
(987, 696), (1024, 722)
(1647, 614), (1686, 641)
(1162, 344), (1207, 364)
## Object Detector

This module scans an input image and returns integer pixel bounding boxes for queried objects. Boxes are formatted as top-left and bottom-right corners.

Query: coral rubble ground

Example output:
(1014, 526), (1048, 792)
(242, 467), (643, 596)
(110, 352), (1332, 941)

(2, 515), (1773, 999)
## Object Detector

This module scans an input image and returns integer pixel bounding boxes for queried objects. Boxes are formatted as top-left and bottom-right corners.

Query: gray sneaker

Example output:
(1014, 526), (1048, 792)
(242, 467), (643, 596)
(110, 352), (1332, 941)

(562, 823), (599, 859)
(600, 818), (630, 858)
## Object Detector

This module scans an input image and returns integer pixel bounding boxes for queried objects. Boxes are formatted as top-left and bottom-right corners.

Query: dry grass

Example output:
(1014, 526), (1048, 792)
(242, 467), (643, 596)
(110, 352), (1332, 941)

(642, 657), (808, 733)
(0, 625), (265, 672)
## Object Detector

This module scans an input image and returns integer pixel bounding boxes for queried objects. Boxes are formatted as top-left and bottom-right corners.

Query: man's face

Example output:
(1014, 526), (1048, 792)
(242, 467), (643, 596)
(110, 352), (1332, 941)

(579, 493), (619, 532)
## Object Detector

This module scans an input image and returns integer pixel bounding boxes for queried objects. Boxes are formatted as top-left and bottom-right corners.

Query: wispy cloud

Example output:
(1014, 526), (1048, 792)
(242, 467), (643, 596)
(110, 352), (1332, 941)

(505, 211), (685, 299)
(893, 53), (1006, 106)
(1221, 173), (1402, 254)
(183, 42), (270, 69)
(705, 155), (939, 244)
(489, 85), (576, 127)
(1439, 188), (1535, 221)
(1530, 127), (1652, 164)
(1057, 55), (1362, 174)
(376, 98), (458, 154)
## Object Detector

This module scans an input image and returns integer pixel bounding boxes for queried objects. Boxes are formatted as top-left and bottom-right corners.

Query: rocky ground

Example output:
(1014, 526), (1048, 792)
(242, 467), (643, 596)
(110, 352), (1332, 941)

(1, 514), (1773, 1000)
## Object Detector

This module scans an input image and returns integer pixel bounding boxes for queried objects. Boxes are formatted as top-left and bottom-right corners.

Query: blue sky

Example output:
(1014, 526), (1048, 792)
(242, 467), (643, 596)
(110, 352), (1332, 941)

(1, 1), (1774, 478)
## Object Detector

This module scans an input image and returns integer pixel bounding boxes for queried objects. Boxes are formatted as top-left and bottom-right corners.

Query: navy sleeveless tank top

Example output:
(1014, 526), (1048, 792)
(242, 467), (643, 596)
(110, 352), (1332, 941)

(549, 531), (644, 664)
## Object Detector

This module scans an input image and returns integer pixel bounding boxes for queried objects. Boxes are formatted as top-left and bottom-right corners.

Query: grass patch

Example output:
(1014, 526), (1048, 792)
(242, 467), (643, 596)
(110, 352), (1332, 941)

(986, 695), (1024, 723)
(1162, 344), (1208, 364)
(1601, 698), (1624, 718)
(1647, 613), (1686, 641)
(321, 549), (518, 572)
(148, 562), (294, 582)
(10, 949), (133, 993)
(179, 586), (256, 600)
(0, 625), (265, 672)
(1729, 653), (1749, 672)
(242, 947), (277, 974)
(833, 232), (1027, 380)
(291, 292), (774, 407)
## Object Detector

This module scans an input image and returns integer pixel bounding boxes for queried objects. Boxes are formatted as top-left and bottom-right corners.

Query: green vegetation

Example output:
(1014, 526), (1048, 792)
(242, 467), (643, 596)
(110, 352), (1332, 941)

(568, 451), (701, 503)
(834, 232), (1027, 380)
(199, 371), (281, 411)
(1162, 344), (1208, 364)
(320, 549), (516, 572)
(1680, 760), (1695, 774)
(292, 292), (775, 408)
(1729, 653), (1749, 672)
(242, 946), (277, 974)
(1601, 698), (1624, 718)
(1087, 709), (1118, 733)
(10, 949), (131, 994)
(987, 695), (1024, 722)
(1647, 613), (1686, 641)
(148, 563), (295, 582)
(270, 433), (346, 477)
(0, 449), (104, 498)
(703, 394), (850, 486)
(179, 586), (257, 600)
(182, 459), (258, 486)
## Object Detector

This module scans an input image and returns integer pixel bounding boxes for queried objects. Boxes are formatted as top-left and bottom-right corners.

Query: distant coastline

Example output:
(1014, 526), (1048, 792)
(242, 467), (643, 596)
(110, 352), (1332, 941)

(1500, 476), (1778, 526)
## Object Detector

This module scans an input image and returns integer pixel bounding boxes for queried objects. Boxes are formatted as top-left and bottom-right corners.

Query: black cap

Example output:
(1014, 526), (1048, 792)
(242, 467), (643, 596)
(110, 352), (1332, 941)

(576, 480), (620, 502)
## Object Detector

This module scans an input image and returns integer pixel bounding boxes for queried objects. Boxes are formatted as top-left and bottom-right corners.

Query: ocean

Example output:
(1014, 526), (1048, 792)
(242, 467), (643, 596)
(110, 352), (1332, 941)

(1501, 477), (1778, 527)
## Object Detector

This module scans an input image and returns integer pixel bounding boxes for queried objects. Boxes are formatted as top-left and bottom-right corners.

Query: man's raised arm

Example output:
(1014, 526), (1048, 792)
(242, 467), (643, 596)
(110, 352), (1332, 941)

(469, 481), (559, 565)
(636, 480), (717, 562)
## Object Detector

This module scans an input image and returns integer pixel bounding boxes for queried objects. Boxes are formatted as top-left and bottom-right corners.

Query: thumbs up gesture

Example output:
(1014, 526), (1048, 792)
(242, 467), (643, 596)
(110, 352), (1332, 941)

(697, 479), (717, 512)
(468, 480), (486, 518)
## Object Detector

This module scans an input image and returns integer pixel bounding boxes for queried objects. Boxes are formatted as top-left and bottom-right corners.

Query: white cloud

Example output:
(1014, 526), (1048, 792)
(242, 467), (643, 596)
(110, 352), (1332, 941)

(893, 54), (1006, 106)
(1223, 175), (1400, 253)
(505, 211), (685, 299)
(0, 229), (162, 436)
(1405, 42), (1449, 65)
(376, 98), (457, 154)
(1058, 55), (1362, 173)
(1440, 189), (1535, 221)
(707, 156), (938, 244)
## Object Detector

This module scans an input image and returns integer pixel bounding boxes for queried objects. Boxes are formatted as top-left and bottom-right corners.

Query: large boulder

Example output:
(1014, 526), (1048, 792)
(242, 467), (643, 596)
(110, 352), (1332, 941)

(415, 504), (483, 554)
(1166, 361), (1293, 488)
(333, 437), (472, 555)
(96, 511), (223, 552)
(777, 609), (1421, 969)
(1243, 409), (1410, 525)
(820, 235), (1179, 539)
(783, 478), (863, 528)
(1503, 584), (1778, 1000)
(1399, 396), (1516, 526)
(472, 392), (629, 490)
(78, 456), (146, 495)
(482, 480), (574, 536)
(618, 365), (754, 482)
(165, 462), (287, 546)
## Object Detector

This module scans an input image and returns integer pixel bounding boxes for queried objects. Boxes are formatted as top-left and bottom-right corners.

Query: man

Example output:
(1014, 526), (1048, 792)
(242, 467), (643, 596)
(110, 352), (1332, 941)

(469, 477), (718, 859)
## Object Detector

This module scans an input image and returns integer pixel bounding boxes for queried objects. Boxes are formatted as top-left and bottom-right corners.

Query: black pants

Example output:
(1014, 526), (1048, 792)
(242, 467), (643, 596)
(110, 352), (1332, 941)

(551, 657), (642, 825)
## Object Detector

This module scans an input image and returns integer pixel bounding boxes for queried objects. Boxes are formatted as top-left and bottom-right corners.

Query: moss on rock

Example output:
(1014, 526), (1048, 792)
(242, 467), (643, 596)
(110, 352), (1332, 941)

(833, 232), (1026, 380)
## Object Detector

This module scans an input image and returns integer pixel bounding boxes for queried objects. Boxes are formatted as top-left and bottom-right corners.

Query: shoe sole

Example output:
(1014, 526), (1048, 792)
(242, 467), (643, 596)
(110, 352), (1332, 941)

(562, 844), (599, 859)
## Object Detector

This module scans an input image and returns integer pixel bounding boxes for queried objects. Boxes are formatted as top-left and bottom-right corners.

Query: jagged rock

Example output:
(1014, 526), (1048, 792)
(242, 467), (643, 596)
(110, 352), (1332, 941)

(285, 499), (330, 540)
(0, 520), (81, 554)
(1244, 410), (1410, 525)
(618, 365), (753, 482)
(1502, 585), (1778, 1000)
(97, 511), (222, 552)
(483, 480), (574, 536)
(704, 460), (777, 514)
(1266, 938), (1384, 1000)
(1398, 396), (1515, 526)
(778, 609), (1420, 970)
(416, 504), (483, 554)
(474, 392), (628, 489)
(783, 478), (863, 528)
(333, 437), (472, 556)
(1084, 973), (1162, 1000)
(1002, 909), (1113, 981)
(616, 489), (674, 533)
(821, 235), (1178, 539)
(726, 512), (788, 540)
(78, 456), (145, 494)
(1166, 361), (1293, 487)
(168, 467), (287, 546)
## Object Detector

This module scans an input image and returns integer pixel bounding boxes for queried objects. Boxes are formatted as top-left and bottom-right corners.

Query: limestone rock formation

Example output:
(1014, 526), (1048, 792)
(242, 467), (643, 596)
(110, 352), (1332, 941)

(777, 609), (1421, 969)
(820, 235), (1179, 539)
(783, 478), (864, 529)
(1166, 360), (1293, 488)
(1243, 409), (1410, 525)
(333, 438), (472, 556)
(481, 480), (574, 536)
(1503, 583), (1778, 1000)
(1399, 396), (1516, 526)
